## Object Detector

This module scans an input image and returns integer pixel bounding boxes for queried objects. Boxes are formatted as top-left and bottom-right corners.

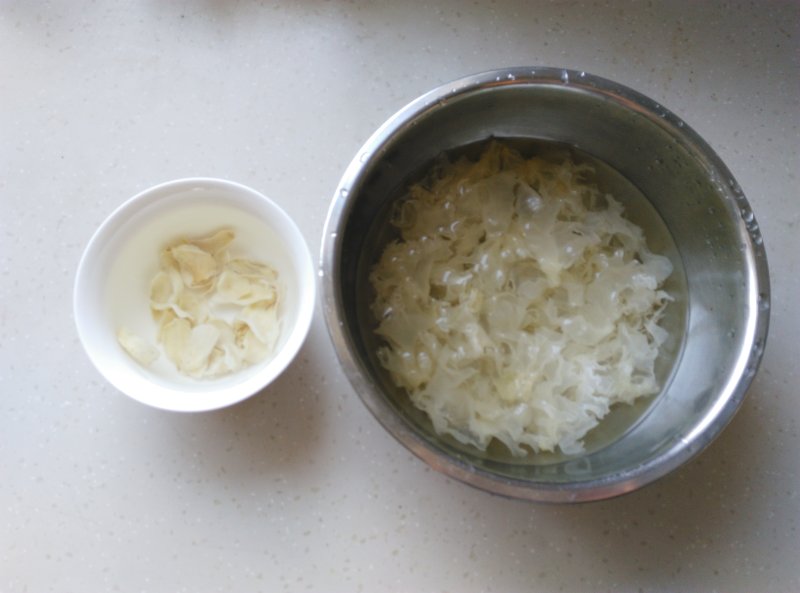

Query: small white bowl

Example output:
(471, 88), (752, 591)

(74, 178), (316, 412)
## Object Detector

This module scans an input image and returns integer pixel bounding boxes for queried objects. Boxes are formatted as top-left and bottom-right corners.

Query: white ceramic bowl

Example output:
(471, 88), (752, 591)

(74, 178), (316, 412)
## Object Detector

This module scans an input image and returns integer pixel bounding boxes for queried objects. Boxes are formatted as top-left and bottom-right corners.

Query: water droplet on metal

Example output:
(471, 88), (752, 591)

(560, 70), (569, 84)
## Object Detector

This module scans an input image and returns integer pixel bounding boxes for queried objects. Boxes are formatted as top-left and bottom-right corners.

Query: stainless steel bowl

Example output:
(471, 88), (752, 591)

(320, 67), (770, 502)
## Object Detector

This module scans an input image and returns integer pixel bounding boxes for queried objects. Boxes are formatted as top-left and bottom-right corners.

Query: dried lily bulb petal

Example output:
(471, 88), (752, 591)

(216, 268), (278, 306)
(237, 301), (280, 352)
(234, 322), (273, 365)
(169, 243), (219, 289)
(149, 269), (182, 311)
(174, 290), (208, 322)
(162, 319), (222, 376)
(117, 327), (159, 366)
(226, 258), (278, 281)
(179, 323), (221, 375)
(215, 269), (251, 303)
(189, 228), (235, 255)
(205, 321), (241, 376)
(160, 317), (192, 368)
(155, 308), (178, 337)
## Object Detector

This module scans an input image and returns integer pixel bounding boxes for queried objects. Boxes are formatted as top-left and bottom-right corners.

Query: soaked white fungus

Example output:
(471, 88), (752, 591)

(369, 141), (673, 455)
(117, 229), (281, 379)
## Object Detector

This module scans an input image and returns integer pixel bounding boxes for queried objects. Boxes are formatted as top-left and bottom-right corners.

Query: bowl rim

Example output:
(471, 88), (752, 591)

(74, 177), (316, 412)
(320, 66), (771, 503)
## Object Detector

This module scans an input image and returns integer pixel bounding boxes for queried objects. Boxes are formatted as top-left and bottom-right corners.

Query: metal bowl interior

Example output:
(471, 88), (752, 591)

(321, 67), (769, 502)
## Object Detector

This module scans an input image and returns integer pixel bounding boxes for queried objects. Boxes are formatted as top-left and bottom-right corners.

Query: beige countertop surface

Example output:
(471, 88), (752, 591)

(1, 1), (798, 591)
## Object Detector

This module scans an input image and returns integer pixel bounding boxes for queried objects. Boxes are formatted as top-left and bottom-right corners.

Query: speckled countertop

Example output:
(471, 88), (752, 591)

(1, 2), (798, 592)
